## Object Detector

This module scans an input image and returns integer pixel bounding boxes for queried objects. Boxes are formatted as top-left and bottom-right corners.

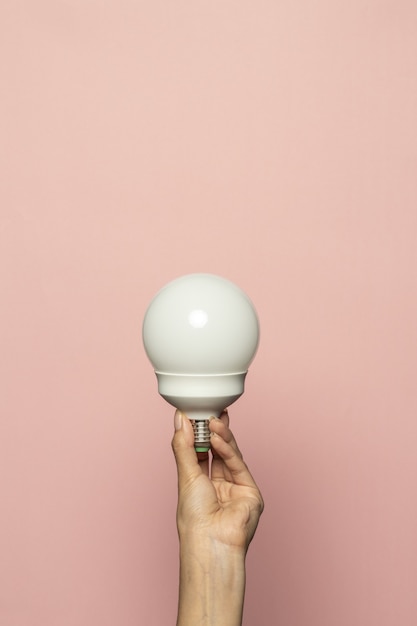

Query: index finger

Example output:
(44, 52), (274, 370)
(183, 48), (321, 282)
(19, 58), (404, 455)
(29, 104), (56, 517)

(210, 429), (259, 489)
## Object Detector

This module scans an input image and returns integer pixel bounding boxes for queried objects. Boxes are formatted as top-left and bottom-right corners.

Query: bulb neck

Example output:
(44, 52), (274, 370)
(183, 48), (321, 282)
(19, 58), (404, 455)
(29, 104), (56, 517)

(155, 371), (247, 421)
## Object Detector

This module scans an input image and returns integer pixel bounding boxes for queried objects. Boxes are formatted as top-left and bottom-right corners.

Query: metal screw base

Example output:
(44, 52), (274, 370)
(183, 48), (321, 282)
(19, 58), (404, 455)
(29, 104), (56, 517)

(191, 419), (211, 452)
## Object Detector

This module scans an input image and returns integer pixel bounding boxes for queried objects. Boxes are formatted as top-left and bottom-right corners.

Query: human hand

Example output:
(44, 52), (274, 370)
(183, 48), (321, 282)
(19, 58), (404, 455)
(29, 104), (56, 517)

(171, 410), (264, 553)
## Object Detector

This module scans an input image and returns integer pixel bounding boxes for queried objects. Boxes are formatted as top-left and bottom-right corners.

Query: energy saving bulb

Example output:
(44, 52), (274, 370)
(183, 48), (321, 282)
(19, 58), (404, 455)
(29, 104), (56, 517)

(142, 273), (260, 452)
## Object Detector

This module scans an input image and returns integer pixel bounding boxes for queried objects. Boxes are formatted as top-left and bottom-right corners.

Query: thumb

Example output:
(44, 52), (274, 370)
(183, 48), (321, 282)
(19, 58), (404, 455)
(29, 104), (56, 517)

(171, 410), (201, 486)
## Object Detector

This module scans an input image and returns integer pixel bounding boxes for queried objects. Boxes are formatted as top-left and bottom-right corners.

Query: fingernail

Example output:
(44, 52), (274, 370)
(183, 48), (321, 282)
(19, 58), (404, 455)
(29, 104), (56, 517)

(174, 410), (183, 431)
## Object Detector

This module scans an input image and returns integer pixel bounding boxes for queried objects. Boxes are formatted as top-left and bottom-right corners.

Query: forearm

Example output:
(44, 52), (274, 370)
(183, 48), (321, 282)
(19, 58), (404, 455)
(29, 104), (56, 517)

(177, 536), (246, 626)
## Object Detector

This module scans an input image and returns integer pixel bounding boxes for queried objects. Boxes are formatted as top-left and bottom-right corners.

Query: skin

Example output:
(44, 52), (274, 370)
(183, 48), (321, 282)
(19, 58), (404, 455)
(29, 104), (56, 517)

(171, 410), (264, 626)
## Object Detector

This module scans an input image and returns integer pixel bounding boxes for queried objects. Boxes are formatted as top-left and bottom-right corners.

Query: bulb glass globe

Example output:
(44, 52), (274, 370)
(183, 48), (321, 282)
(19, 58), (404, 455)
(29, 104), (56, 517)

(142, 273), (260, 451)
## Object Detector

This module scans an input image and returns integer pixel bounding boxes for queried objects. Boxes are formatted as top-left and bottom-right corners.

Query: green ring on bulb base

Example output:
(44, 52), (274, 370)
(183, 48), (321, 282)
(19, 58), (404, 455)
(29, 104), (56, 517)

(195, 446), (210, 452)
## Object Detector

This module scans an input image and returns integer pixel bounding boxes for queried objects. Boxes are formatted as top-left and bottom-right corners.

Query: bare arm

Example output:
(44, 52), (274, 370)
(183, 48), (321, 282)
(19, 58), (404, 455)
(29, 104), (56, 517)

(172, 411), (264, 626)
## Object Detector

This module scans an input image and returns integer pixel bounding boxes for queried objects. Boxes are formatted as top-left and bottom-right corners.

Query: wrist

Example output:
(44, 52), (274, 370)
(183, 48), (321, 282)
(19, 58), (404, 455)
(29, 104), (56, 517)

(179, 531), (247, 558)
(177, 536), (246, 626)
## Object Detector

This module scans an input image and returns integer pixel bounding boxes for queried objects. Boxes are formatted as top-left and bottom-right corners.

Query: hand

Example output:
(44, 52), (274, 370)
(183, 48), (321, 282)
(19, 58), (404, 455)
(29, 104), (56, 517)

(172, 410), (263, 626)
(171, 410), (264, 553)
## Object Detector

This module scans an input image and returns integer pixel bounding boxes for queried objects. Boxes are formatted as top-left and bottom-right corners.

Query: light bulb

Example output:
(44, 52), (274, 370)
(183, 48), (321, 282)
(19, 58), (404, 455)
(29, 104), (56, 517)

(142, 273), (260, 452)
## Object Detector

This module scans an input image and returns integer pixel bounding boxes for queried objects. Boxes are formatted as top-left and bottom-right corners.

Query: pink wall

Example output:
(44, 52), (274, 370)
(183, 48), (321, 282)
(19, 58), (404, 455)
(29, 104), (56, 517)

(1, 2), (416, 625)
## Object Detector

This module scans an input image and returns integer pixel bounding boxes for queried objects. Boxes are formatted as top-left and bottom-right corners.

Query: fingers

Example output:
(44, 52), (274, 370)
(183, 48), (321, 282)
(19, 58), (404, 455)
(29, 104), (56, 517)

(171, 411), (202, 486)
(172, 409), (254, 487)
(210, 420), (259, 489)
(210, 413), (234, 481)
(210, 413), (242, 459)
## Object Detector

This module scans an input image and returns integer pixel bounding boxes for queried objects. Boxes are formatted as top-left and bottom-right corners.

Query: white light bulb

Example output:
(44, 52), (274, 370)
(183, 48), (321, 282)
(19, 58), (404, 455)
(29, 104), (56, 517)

(142, 273), (260, 451)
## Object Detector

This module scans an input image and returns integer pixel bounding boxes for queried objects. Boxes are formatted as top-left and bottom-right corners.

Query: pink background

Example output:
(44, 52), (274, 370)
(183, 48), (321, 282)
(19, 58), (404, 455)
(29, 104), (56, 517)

(1, 2), (417, 625)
